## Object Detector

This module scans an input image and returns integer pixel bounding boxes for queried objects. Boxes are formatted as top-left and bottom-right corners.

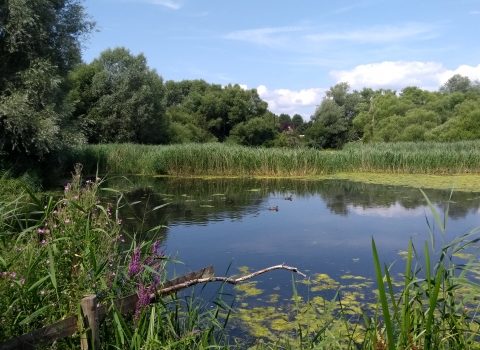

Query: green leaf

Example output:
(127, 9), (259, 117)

(19, 305), (50, 325)
(371, 237), (395, 350)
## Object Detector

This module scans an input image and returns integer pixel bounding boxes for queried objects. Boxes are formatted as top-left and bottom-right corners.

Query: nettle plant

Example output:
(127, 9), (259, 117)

(0, 164), (125, 339)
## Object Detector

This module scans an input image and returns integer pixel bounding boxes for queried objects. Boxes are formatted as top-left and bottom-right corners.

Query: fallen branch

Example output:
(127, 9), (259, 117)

(153, 264), (306, 299)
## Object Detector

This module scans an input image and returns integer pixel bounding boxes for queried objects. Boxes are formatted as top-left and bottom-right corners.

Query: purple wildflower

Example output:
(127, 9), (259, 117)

(128, 247), (142, 276)
(10, 272), (16, 278)
(40, 290), (45, 295)
(65, 219), (70, 223)
(134, 282), (154, 323)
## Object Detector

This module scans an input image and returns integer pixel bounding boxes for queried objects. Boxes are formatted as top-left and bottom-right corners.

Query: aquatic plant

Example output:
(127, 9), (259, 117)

(67, 141), (480, 177)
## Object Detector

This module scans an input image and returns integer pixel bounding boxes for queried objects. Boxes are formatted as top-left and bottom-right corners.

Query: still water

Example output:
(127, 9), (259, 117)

(106, 176), (480, 339)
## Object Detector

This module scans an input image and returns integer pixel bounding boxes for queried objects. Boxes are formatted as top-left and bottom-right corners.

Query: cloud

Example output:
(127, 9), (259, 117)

(330, 61), (480, 90)
(125, 0), (183, 9)
(224, 23), (436, 51)
(223, 27), (304, 48)
(305, 23), (436, 44)
(256, 85), (326, 118)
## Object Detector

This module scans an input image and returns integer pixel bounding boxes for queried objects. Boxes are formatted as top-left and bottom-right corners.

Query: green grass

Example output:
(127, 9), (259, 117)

(66, 141), (480, 177)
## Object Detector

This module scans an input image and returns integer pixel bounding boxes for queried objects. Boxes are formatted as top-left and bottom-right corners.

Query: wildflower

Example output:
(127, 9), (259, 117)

(465, 306), (468, 311)
(134, 282), (154, 323)
(10, 283), (14, 287)
(46, 260), (50, 264)
(16, 247), (22, 251)
(37, 228), (44, 233)
(96, 177), (101, 181)
(53, 224), (57, 228)
(45, 229), (50, 234)
(128, 247), (142, 276)
(117, 219), (122, 225)
(65, 219), (70, 223)
(63, 250), (68, 254)
(41, 240), (47, 246)
(74, 196), (79, 199)
(10, 272), (16, 278)
(40, 290), (45, 295)
(20, 279), (25, 285)
(1, 272), (6, 276)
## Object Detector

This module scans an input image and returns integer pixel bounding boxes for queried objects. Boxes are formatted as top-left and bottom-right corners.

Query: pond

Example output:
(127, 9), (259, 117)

(104, 176), (480, 340)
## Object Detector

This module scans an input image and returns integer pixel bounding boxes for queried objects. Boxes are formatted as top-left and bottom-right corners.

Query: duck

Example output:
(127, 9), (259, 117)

(268, 206), (279, 211)
(285, 195), (292, 201)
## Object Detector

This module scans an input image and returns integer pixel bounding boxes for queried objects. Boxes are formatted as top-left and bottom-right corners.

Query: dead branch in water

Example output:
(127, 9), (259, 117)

(153, 264), (306, 299)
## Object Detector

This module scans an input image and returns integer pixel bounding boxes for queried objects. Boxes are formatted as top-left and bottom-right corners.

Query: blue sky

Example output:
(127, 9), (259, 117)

(82, 0), (480, 118)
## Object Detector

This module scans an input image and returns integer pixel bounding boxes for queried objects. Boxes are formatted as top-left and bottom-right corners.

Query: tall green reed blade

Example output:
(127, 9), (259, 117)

(420, 188), (445, 235)
(425, 263), (443, 350)
(402, 238), (413, 341)
(371, 237), (395, 350)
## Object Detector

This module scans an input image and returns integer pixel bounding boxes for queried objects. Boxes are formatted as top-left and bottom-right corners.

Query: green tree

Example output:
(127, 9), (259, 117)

(426, 100), (480, 141)
(0, 0), (95, 161)
(292, 114), (304, 128)
(228, 117), (275, 146)
(164, 81), (268, 142)
(376, 109), (441, 142)
(68, 47), (169, 144)
(439, 74), (474, 94)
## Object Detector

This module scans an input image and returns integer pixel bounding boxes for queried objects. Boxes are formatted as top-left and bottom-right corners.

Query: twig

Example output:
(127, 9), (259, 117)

(152, 264), (306, 298)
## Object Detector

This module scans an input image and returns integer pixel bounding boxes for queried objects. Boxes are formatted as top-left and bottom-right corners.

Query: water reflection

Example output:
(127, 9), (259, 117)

(103, 176), (480, 339)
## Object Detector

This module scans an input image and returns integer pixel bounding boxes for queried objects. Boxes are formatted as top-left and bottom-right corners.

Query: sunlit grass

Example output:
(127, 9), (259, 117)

(68, 141), (480, 177)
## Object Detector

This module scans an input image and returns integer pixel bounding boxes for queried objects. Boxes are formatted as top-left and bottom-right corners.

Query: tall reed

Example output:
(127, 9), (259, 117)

(66, 141), (480, 177)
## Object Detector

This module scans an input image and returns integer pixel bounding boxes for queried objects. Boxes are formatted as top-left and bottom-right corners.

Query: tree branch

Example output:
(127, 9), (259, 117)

(153, 264), (306, 298)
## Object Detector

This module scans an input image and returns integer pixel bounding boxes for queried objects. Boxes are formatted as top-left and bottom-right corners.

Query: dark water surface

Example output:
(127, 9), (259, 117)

(105, 176), (480, 339)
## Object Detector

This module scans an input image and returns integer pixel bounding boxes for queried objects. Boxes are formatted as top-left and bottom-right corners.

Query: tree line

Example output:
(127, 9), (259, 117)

(1, 0), (480, 173)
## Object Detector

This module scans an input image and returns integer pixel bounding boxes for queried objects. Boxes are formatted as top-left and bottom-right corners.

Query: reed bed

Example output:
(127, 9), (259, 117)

(67, 141), (480, 177)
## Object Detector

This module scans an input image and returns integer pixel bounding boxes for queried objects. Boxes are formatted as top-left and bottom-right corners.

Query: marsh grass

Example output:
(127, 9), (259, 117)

(0, 165), (233, 349)
(67, 141), (480, 177)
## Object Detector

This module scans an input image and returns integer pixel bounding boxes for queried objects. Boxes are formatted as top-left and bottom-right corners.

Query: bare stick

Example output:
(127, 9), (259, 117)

(153, 264), (306, 298)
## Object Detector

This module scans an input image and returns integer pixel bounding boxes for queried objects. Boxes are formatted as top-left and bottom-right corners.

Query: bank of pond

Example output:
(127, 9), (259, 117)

(1, 169), (480, 349)
(65, 140), (480, 178)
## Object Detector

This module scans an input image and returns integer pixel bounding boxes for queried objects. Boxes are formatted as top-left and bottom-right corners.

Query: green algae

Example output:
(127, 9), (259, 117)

(234, 281), (263, 297)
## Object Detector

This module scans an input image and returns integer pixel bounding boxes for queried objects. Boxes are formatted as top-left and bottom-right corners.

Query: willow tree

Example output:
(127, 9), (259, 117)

(0, 0), (95, 164)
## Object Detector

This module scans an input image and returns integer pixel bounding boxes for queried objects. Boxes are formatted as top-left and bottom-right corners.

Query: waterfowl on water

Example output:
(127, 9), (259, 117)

(269, 206), (279, 211)
(285, 195), (292, 201)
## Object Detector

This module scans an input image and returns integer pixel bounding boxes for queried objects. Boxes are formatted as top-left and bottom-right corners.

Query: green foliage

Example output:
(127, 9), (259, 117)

(68, 47), (169, 144)
(66, 140), (480, 177)
(426, 100), (480, 141)
(376, 109), (441, 142)
(0, 0), (94, 161)
(164, 80), (268, 142)
(229, 117), (276, 146)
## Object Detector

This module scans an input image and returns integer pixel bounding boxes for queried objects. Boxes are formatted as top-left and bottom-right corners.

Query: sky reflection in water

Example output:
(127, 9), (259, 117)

(109, 177), (480, 314)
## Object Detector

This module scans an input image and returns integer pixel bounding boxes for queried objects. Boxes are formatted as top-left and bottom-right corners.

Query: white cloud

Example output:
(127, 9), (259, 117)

(239, 84), (248, 90)
(223, 27), (304, 48)
(126, 0), (183, 9)
(224, 23), (436, 51)
(331, 61), (480, 90)
(306, 23), (436, 44)
(256, 85), (326, 118)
